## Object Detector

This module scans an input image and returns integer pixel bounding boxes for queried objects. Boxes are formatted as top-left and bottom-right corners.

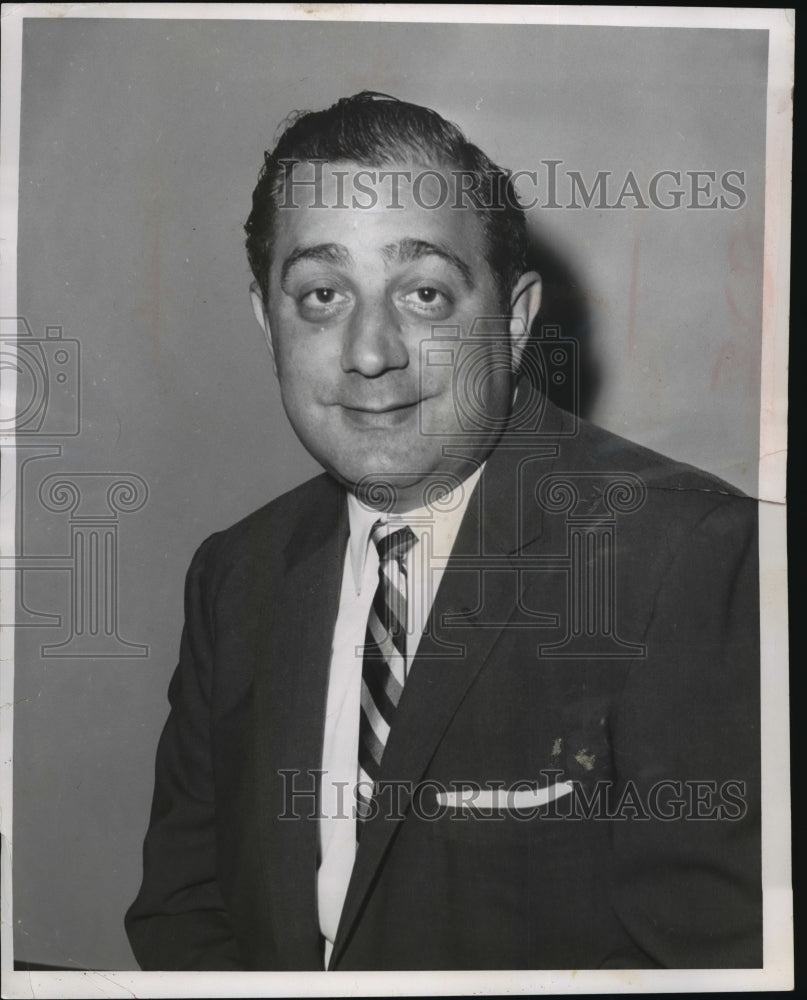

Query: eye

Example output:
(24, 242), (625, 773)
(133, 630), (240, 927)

(400, 286), (453, 317)
(298, 286), (350, 320)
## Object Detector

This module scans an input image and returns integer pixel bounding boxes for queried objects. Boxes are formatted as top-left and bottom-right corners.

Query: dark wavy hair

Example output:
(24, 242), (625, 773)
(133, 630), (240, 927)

(244, 91), (529, 308)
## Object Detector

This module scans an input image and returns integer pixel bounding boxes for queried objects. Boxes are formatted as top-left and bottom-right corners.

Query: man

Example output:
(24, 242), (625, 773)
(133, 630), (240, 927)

(125, 92), (761, 970)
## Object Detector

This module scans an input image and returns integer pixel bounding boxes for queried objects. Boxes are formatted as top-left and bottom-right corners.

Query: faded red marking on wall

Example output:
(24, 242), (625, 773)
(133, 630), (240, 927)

(713, 225), (762, 392)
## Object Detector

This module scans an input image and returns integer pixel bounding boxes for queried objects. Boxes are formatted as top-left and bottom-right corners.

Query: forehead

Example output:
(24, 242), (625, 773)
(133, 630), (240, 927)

(271, 160), (488, 267)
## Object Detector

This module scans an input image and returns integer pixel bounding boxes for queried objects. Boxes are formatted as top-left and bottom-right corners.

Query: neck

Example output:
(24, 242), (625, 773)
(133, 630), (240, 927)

(346, 461), (486, 515)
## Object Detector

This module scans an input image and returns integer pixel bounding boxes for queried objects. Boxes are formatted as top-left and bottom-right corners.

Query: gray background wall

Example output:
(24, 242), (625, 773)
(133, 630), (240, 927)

(12, 18), (767, 969)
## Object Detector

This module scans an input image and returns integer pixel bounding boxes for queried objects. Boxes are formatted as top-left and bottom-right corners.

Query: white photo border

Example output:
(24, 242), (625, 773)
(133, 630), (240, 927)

(0, 4), (793, 996)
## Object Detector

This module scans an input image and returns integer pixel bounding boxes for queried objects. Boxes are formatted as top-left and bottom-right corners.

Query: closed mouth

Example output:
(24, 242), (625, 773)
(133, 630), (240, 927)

(342, 400), (420, 414)
(339, 398), (425, 428)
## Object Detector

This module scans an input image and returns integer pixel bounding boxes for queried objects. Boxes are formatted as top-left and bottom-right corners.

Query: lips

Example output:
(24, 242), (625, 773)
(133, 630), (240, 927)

(340, 399), (422, 427)
(342, 400), (420, 414)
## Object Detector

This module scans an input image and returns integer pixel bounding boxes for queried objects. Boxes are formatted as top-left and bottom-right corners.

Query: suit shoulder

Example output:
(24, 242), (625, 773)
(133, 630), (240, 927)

(545, 409), (758, 615)
(543, 406), (757, 546)
(189, 471), (340, 574)
(560, 409), (750, 499)
(223, 471), (338, 536)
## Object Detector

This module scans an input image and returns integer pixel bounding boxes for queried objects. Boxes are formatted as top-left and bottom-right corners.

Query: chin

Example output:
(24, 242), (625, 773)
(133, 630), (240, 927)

(344, 461), (474, 512)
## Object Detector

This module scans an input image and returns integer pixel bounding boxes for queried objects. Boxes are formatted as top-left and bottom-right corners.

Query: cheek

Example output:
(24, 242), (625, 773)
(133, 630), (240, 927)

(274, 332), (336, 396)
(417, 351), (455, 398)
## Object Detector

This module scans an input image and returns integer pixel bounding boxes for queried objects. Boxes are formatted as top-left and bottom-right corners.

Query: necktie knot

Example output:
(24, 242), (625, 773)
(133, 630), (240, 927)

(371, 522), (417, 566)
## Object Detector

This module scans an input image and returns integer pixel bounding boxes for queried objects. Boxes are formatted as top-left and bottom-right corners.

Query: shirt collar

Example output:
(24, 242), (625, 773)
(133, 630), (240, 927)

(345, 464), (485, 595)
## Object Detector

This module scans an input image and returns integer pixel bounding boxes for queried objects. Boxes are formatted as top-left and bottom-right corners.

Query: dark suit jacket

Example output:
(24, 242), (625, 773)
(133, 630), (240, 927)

(125, 398), (761, 970)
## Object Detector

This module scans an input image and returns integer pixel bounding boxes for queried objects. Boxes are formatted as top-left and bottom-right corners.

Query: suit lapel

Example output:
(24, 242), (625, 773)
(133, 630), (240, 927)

(251, 476), (348, 967)
(329, 426), (561, 967)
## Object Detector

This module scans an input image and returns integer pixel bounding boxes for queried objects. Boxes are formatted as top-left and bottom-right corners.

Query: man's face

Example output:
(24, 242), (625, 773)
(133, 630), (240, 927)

(252, 162), (540, 510)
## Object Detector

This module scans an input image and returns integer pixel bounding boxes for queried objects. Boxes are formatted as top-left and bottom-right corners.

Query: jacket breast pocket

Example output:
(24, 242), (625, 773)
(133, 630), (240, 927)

(418, 781), (577, 847)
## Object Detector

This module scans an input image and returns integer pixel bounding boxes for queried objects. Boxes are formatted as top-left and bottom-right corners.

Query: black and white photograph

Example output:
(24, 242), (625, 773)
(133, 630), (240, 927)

(0, 5), (793, 996)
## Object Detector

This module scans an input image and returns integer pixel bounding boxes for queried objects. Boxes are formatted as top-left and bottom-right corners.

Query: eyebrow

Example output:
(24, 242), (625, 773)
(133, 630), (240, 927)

(280, 243), (353, 286)
(382, 238), (474, 289)
(279, 237), (475, 289)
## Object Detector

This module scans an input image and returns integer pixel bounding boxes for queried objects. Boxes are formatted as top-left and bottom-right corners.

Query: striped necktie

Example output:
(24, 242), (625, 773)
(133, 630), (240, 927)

(356, 522), (417, 838)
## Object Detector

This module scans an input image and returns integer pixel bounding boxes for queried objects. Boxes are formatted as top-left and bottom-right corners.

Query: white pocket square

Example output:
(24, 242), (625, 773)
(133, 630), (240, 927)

(435, 780), (574, 811)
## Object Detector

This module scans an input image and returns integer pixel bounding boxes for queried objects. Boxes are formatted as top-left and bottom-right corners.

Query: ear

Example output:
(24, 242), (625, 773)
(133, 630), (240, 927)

(508, 271), (542, 371)
(249, 282), (278, 375)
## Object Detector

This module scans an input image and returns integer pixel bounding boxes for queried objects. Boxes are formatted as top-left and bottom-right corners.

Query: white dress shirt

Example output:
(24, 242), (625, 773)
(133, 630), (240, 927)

(317, 465), (484, 968)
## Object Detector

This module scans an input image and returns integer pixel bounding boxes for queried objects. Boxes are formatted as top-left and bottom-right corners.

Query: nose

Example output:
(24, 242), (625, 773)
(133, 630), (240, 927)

(340, 298), (409, 377)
